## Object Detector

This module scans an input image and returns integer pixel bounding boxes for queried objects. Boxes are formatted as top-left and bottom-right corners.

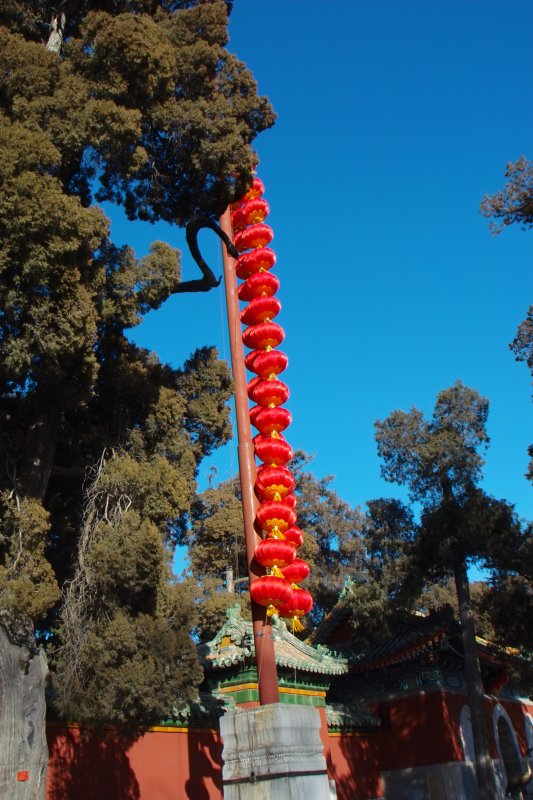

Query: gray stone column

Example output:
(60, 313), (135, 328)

(220, 703), (333, 799)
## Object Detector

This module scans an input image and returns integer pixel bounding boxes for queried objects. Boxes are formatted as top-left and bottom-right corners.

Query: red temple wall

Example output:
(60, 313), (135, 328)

(503, 698), (533, 753)
(434, 691), (533, 758)
(326, 692), (452, 800)
(46, 724), (223, 800)
(45, 693), (533, 800)
(326, 692), (533, 800)
(328, 733), (382, 800)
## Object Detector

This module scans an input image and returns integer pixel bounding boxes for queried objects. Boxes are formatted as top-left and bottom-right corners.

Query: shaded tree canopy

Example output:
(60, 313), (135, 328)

(509, 302), (533, 484)
(480, 156), (533, 234)
(510, 306), (533, 378)
(186, 452), (366, 638)
(343, 496), (528, 653)
(289, 453), (366, 623)
(342, 497), (416, 645)
(1, 0), (274, 223)
(375, 380), (490, 507)
(481, 157), (533, 483)
(0, 0), (274, 725)
(374, 381), (528, 590)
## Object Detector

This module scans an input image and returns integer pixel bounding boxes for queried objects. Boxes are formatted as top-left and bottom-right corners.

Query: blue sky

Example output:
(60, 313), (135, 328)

(107, 1), (532, 525)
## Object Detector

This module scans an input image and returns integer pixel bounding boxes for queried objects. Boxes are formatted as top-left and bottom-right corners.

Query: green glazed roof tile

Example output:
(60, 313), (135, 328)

(198, 604), (348, 677)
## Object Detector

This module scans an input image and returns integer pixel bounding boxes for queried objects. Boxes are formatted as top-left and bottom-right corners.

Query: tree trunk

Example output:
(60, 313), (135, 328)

(454, 558), (499, 800)
(22, 403), (60, 500)
(3, 402), (60, 797)
(0, 626), (49, 800)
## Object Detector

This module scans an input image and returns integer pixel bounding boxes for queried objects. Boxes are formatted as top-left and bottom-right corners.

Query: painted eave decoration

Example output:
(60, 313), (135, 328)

(198, 604), (348, 676)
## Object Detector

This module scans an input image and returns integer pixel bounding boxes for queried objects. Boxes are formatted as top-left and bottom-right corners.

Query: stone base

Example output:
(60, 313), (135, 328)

(220, 703), (333, 799)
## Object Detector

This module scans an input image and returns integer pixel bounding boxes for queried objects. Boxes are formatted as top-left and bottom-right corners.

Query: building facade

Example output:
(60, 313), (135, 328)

(46, 604), (533, 799)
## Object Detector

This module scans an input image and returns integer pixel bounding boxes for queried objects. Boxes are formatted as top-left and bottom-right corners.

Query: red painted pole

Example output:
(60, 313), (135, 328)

(219, 208), (280, 705)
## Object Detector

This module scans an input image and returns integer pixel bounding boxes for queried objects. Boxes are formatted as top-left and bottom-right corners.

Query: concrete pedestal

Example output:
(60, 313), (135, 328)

(220, 703), (333, 799)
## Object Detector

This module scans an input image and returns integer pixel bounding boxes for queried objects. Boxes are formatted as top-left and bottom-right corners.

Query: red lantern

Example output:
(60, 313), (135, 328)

(256, 500), (297, 534)
(277, 588), (314, 630)
(242, 321), (284, 351)
(233, 171), (314, 629)
(283, 526), (304, 548)
(255, 465), (294, 501)
(254, 434), (293, 466)
(238, 272), (280, 302)
(250, 406), (292, 435)
(247, 375), (262, 397)
(250, 575), (292, 613)
(241, 176), (265, 201)
(281, 558), (310, 584)
(240, 296), (281, 326)
(231, 206), (246, 232)
(283, 493), (297, 509)
(255, 538), (296, 569)
(234, 223), (273, 252)
(236, 247), (276, 280)
(248, 378), (290, 408)
(232, 197), (270, 231)
(245, 349), (288, 378)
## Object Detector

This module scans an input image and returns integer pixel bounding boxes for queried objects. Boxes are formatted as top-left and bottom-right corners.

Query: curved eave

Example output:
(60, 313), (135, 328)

(204, 652), (347, 676)
(350, 627), (448, 673)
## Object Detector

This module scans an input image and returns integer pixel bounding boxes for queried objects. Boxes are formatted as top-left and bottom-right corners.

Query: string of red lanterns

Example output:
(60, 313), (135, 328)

(230, 174), (313, 633)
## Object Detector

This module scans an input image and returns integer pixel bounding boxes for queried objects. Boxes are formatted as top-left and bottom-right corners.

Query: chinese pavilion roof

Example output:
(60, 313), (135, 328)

(345, 612), (452, 672)
(198, 603), (348, 677)
(313, 600), (528, 675)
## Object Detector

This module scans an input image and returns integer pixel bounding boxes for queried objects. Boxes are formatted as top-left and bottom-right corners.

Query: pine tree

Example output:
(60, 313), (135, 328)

(481, 157), (533, 482)
(343, 498), (416, 644)
(375, 381), (522, 800)
(187, 452), (366, 638)
(0, 1), (273, 795)
(480, 158), (533, 662)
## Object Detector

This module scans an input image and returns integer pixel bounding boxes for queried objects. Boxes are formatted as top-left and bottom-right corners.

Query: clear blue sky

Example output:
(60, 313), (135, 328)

(106, 1), (532, 524)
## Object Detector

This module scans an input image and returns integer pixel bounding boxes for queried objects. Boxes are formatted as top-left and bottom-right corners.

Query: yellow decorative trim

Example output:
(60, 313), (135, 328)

(46, 721), (217, 734)
(278, 688), (326, 698)
(148, 726), (218, 734)
(219, 683), (258, 694)
(218, 684), (325, 699)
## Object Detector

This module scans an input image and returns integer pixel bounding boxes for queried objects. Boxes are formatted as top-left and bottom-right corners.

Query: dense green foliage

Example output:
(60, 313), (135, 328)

(186, 476), (247, 641)
(481, 513), (533, 652)
(481, 157), (533, 484)
(510, 302), (533, 486)
(373, 381), (528, 605)
(187, 452), (366, 638)
(0, 0), (274, 724)
(289, 453), (366, 623)
(342, 497), (515, 648)
(189, 441), (531, 657)
(343, 498), (415, 644)
(376, 381), (490, 505)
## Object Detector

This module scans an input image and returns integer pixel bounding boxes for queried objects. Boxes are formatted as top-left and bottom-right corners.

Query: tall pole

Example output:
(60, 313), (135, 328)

(219, 208), (279, 705)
